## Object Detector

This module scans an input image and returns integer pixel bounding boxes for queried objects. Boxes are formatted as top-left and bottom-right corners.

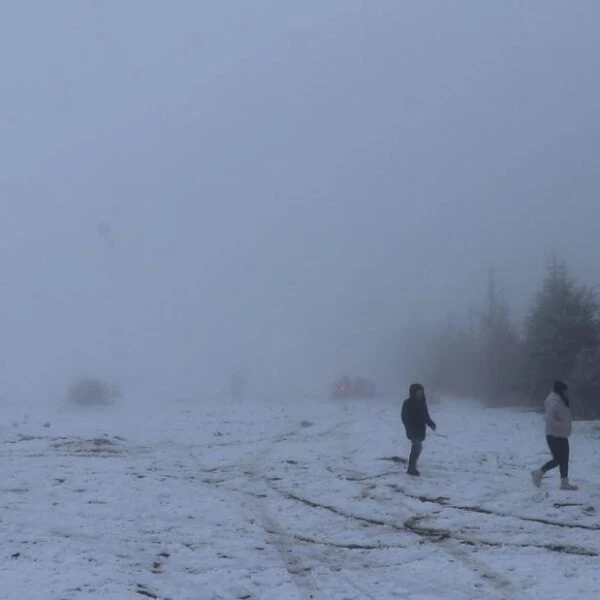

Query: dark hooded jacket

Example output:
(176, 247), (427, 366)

(401, 383), (436, 442)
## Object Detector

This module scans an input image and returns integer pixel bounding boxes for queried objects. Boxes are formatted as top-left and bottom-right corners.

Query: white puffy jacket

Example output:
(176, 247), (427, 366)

(545, 392), (572, 438)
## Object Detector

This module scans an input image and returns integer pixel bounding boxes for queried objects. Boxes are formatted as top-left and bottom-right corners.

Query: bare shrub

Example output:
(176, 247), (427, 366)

(68, 378), (118, 407)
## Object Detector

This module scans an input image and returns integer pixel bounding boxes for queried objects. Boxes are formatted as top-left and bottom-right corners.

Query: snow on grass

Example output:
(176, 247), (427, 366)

(0, 393), (598, 599)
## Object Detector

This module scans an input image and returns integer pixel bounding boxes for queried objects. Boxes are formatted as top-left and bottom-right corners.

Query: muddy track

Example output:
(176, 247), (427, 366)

(272, 478), (599, 557)
(268, 482), (521, 599)
(252, 501), (318, 600)
(403, 513), (598, 557)
(324, 462), (600, 557)
(206, 420), (346, 449)
(262, 440), (521, 598)
(272, 486), (393, 528)
(332, 462), (599, 533)
(196, 416), (596, 598)
(212, 476), (414, 552)
(232, 419), (405, 599)
(241, 445), (320, 600)
(389, 484), (600, 533)
(284, 532), (409, 551)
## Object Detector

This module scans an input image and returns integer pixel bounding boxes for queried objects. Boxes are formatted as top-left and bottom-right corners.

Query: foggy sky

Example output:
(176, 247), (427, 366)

(1, 1), (599, 403)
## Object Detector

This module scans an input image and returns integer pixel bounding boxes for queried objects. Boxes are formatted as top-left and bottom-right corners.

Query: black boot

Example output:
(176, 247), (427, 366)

(407, 439), (422, 476)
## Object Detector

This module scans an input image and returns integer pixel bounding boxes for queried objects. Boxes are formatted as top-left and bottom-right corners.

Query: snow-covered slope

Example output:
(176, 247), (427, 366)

(0, 393), (598, 599)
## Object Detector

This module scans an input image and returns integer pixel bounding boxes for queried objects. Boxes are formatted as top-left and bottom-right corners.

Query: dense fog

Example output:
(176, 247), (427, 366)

(1, 1), (599, 407)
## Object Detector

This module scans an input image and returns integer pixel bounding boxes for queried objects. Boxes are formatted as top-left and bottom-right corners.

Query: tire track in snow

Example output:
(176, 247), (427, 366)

(251, 410), (522, 599)
(311, 411), (523, 600)
(205, 475), (398, 598)
(331, 465), (600, 547)
(189, 419), (333, 599)
(331, 460), (600, 560)
(235, 418), (397, 599)
(205, 419), (346, 449)
(242, 456), (319, 599)
(403, 511), (598, 557)
(390, 485), (600, 532)
(248, 495), (319, 600)
(271, 482), (523, 600)
(277, 428), (526, 600)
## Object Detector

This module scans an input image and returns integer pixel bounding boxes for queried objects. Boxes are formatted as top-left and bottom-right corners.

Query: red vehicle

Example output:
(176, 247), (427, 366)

(332, 375), (353, 398)
(332, 375), (376, 399)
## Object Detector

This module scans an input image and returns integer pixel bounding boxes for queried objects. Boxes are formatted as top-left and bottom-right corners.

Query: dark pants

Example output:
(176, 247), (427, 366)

(408, 439), (423, 470)
(541, 435), (569, 479)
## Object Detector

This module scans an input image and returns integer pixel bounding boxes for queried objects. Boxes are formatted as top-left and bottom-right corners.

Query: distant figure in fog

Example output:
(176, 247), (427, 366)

(401, 383), (437, 477)
(230, 371), (246, 402)
(531, 381), (578, 491)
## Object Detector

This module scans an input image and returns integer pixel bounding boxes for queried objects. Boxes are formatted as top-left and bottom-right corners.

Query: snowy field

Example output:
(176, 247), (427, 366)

(1, 392), (599, 600)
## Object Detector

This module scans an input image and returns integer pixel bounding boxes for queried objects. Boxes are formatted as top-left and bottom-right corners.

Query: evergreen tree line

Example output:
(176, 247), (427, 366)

(417, 258), (600, 419)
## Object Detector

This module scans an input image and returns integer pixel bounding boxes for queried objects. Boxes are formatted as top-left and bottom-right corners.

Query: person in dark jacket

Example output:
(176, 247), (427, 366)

(401, 383), (436, 476)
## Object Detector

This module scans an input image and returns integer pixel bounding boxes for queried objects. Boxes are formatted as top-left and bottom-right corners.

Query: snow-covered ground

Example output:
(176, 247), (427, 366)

(1, 392), (599, 599)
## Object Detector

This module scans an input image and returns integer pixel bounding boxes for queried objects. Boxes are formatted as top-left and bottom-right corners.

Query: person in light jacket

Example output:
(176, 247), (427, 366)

(531, 381), (578, 491)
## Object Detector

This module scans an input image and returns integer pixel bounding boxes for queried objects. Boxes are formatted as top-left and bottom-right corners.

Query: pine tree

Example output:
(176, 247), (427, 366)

(570, 345), (600, 418)
(523, 257), (600, 411)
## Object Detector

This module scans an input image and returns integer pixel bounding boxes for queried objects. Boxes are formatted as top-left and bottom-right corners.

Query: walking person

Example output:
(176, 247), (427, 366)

(531, 381), (578, 491)
(401, 383), (436, 476)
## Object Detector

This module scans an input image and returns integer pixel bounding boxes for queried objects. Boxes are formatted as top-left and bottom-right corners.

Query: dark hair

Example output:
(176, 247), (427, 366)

(553, 380), (569, 407)
(553, 380), (568, 395)
(409, 383), (424, 398)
